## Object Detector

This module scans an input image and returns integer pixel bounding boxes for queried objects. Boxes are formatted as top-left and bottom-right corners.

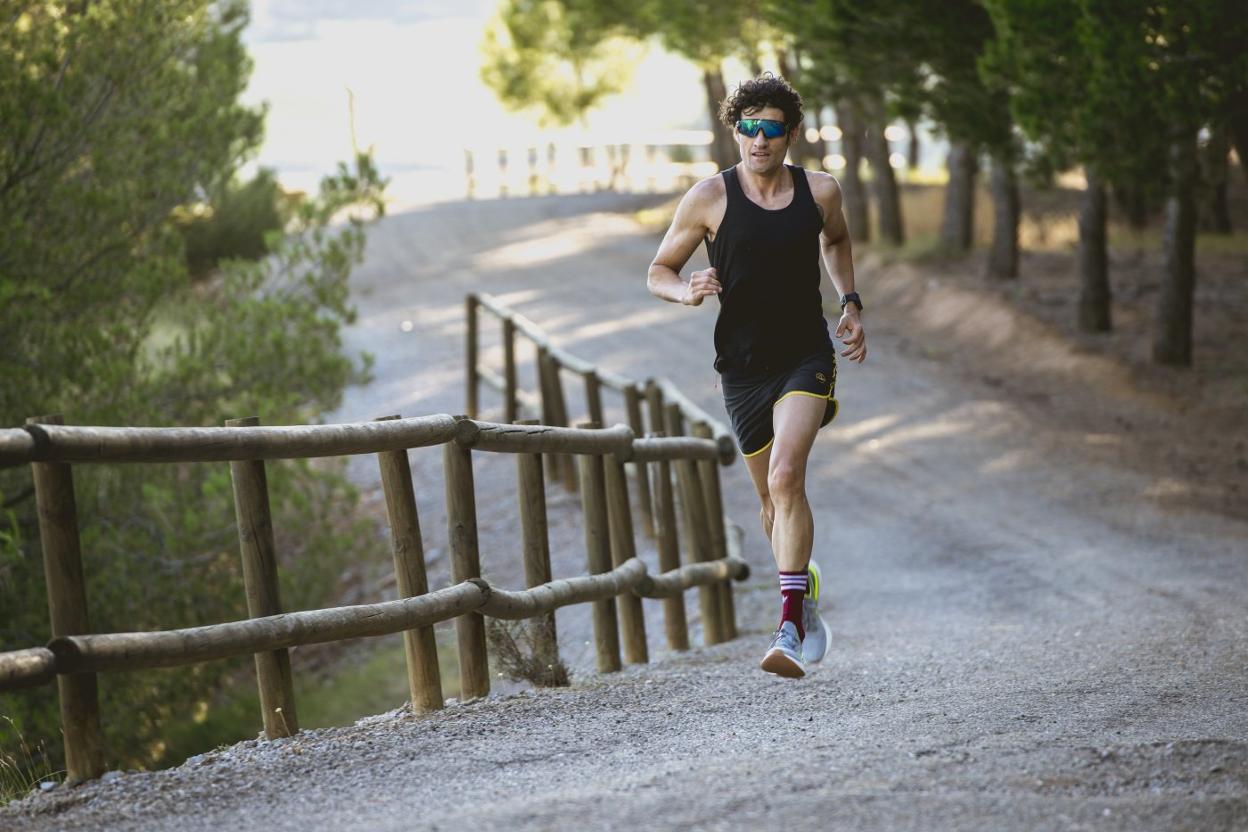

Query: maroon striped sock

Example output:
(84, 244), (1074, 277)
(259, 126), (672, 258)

(779, 570), (808, 641)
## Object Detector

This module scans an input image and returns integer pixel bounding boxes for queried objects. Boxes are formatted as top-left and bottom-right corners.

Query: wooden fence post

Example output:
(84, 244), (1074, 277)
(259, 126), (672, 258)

(26, 415), (106, 784)
(649, 430), (689, 651)
(584, 370), (604, 428)
(693, 421), (737, 641)
(226, 416), (298, 739)
(604, 451), (648, 664)
(623, 384), (655, 539)
(466, 295), (479, 419)
(444, 422), (490, 700)
(374, 416), (443, 713)
(514, 419), (560, 679)
(577, 421), (621, 673)
(663, 405), (726, 646)
(536, 345), (559, 477)
(644, 380), (667, 526)
(545, 353), (578, 491)
(502, 316), (518, 423)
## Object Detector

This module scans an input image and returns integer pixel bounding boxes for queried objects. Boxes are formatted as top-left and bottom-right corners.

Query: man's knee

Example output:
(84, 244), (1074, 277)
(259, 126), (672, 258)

(767, 462), (805, 504)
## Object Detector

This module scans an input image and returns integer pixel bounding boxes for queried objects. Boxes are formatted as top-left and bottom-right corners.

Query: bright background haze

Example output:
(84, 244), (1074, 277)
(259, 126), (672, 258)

(242, 0), (721, 207)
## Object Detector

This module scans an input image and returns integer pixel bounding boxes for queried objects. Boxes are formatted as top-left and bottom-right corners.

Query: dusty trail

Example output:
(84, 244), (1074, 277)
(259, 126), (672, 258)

(5, 192), (1245, 831)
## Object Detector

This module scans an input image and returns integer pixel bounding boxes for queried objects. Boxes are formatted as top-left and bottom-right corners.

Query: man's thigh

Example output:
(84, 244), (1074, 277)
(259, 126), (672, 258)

(770, 393), (827, 476)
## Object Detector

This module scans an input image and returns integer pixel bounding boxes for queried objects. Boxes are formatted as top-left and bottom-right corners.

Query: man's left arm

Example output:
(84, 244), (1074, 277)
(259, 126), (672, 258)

(813, 174), (866, 364)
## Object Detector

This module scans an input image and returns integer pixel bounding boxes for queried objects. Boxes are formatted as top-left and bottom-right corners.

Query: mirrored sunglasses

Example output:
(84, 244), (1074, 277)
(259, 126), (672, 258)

(736, 118), (788, 139)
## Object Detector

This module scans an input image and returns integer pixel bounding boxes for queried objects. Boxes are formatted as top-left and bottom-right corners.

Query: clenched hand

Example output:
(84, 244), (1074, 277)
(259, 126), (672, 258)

(682, 267), (722, 306)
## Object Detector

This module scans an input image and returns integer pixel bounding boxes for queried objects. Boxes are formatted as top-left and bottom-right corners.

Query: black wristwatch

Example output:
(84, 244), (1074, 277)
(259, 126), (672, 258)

(839, 291), (863, 313)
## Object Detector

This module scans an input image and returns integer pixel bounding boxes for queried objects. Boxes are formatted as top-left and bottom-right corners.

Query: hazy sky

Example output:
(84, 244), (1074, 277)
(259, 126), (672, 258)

(241, 0), (719, 200)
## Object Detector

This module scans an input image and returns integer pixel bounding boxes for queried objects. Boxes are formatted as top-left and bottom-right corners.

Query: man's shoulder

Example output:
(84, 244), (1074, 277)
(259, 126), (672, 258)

(802, 169), (843, 205)
(687, 171), (728, 205)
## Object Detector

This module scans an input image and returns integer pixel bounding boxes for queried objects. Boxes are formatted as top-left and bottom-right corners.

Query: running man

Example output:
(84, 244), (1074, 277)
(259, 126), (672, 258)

(646, 74), (866, 678)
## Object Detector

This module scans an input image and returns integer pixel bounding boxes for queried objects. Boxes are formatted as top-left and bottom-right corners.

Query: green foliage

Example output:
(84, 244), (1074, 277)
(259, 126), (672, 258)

(0, 0), (388, 779)
(481, 0), (642, 127)
(175, 168), (291, 280)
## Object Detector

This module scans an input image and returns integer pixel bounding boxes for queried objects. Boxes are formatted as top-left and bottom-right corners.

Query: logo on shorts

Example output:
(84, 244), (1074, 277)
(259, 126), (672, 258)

(815, 372), (826, 383)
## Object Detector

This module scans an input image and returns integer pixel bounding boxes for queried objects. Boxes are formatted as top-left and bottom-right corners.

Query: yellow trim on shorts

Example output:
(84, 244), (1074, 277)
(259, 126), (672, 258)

(772, 389), (833, 408)
(742, 436), (775, 459)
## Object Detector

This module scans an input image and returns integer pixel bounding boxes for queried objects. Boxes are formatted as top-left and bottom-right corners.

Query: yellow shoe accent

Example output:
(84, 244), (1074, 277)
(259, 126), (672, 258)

(807, 559), (822, 603)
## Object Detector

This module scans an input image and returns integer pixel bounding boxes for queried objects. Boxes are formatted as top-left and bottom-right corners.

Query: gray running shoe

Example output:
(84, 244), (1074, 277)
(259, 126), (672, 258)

(760, 620), (806, 678)
(802, 559), (830, 664)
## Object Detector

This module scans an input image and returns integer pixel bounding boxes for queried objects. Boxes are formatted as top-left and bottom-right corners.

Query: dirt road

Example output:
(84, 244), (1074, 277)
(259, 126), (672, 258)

(6, 192), (1246, 830)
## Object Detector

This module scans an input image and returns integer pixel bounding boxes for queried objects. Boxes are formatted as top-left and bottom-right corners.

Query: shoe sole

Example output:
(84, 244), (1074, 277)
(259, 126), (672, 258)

(760, 649), (806, 678)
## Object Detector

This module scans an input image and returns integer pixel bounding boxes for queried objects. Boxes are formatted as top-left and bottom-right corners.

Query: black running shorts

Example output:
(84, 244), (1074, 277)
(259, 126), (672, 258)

(720, 347), (839, 459)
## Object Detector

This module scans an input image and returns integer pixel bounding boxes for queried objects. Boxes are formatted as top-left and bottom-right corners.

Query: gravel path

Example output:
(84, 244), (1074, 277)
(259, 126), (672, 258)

(5, 192), (1246, 831)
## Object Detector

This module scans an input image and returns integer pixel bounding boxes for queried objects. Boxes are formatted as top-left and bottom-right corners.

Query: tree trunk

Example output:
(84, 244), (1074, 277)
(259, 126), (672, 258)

(1199, 127), (1232, 233)
(906, 120), (920, 170)
(1077, 173), (1112, 332)
(777, 51), (823, 167)
(864, 98), (903, 245)
(1153, 133), (1199, 366)
(837, 102), (870, 242)
(702, 68), (737, 172)
(987, 152), (1019, 280)
(1229, 88), (1248, 183)
(940, 141), (976, 251)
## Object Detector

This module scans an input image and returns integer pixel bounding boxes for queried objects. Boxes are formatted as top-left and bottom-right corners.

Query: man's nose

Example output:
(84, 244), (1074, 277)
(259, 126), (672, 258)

(751, 131), (769, 148)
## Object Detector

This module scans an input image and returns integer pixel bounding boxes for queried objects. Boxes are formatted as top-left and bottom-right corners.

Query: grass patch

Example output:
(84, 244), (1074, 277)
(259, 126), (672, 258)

(0, 716), (62, 807)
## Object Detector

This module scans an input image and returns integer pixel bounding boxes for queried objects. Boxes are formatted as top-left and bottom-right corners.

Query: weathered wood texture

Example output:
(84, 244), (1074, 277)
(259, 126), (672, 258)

(375, 416), (443, 713)
(578, 422), (622, 673)
(623, 384), (655, 538)
(503, 317), (518, 423)
(28, 414), (106, 783)
(34, 558), (744, 679)
(48, 583), (488, 673)
(444, 431), (490, 700)
(482, 558), (646, 620)
(515, 419), (559, 672)
(0, 428), (35, 468)
(18, 416), (462, 465)
(649, 431), (689, 651)
(466, 295), (480, 417)
(0, 648), (57, 689)
(634, 558), (750, 598)
(693, 422), (737, 641)
(466, 420), (634, 457)
(226, 416), (298, 739)
(664, 406), (726, 646)
(605, 456), (649, 664)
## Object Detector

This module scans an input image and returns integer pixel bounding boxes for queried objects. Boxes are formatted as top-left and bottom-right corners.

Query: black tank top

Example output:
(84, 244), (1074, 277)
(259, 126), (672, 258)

(704, 164), (833, 377)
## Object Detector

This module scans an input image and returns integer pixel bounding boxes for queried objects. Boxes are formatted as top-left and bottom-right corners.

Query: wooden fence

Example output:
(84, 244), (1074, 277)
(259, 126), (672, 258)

(0, 296), (748, 786)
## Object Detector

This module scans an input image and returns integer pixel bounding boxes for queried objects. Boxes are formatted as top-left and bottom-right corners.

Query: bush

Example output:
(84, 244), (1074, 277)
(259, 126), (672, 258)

(176, 169), (291, 280)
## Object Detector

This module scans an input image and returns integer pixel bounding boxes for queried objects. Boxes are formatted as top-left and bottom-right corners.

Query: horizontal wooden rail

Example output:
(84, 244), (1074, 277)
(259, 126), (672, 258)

(0, 429), (35, 467)
(1, 556), (749, 687)
(47, 583), (488, 674)
(0, 647), (57, 689)
(481, 558), (647, 619)
(1, 415), (468, 468)
(635, 557), (749, 598)
(630, 435), (723, 464)
(465, 420), (638, 458)
(0, 417), (730, 470)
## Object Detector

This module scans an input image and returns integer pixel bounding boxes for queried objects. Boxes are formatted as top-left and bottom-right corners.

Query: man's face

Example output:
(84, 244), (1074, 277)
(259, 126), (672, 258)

(736, 105), (796, 175)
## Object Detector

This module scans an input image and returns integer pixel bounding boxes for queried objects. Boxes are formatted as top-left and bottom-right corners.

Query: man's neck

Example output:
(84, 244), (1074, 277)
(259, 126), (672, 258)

(736, 162), (792, 199)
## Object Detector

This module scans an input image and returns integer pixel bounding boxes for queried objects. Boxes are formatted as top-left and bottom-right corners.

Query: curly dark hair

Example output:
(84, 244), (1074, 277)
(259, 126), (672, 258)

(717, 73), (804, 130)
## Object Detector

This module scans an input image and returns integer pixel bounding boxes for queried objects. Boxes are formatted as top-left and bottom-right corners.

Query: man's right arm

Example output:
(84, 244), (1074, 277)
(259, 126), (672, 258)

(647, 179), (722, 306)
